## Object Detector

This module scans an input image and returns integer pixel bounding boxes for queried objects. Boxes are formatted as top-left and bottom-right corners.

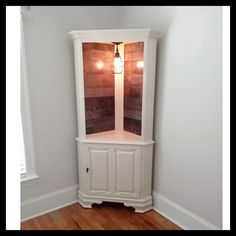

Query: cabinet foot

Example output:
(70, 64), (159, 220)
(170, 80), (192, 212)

(78, 191), (102, 209)
(78, 198), (93, 208)
(124, 197), (153, 213)
(133, 205), (153, 213)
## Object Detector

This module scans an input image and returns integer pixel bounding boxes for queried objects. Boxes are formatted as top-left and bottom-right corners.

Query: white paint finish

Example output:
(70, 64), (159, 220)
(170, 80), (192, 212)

(21, 6), (121, 203)
(81, 144), (114, 197)
(89, 149), (109, 192)
(115, 148), (142, 198)
(142, 144), (153, 198)
(119, 6), (176, 35)
(73, 39), (86, 138)
(69, 28), (160, 41)
(21, 174), (39, 188)
(141, 38), (157, 141)
(77, 142), (89, 193)
(152, 191), (220, 230)
(78, 190), (152, 213)
(21, 185), (78, 221)
(77, 142), (153, 211)
(21, 16), (37, 182)
(85, 130), (142, 143)
(116, 150), (135, 193)
(115, 43), (124, 131)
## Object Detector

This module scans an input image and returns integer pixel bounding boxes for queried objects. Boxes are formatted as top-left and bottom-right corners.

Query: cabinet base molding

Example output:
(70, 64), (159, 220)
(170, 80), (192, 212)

(78, 190), (153, 213)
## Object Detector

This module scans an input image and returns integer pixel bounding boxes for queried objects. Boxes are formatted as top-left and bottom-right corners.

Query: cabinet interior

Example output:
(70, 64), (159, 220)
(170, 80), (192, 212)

(82, 41), (144, 140)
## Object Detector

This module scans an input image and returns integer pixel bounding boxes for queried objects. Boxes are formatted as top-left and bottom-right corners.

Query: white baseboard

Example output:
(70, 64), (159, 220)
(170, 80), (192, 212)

(152, 191), (220, 230)
(21, 185), (78, 222)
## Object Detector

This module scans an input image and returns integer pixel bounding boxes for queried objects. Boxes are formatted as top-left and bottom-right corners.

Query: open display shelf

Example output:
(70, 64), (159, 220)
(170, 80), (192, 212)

(77, 130), (143, 145)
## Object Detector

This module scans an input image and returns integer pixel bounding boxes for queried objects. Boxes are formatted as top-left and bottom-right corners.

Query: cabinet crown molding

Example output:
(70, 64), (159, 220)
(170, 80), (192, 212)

(68, 29), (161, 41)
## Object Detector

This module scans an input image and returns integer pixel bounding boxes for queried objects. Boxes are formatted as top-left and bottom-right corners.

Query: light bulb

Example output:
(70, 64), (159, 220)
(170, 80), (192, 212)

(96, 61), (103, 69)
(114, 57), (123, 74)
(136, 60), (144, 68)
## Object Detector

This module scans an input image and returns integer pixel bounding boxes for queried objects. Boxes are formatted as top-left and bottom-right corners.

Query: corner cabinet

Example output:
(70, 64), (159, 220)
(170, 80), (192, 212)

(69, 29), (160, 213)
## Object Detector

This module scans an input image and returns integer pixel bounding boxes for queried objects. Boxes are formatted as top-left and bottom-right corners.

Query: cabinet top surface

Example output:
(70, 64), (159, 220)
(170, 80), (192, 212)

(76, 130), (154, 145)
(87, 130), (141, 141)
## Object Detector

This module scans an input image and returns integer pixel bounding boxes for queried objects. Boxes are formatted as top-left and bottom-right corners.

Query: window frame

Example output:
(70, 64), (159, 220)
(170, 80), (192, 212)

(20, 12), (39, 187)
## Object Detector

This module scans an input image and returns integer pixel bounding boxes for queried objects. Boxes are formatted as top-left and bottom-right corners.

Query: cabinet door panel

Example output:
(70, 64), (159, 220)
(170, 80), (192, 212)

(116, 150), (135, 193)
(114, 147), (142, 198)
(89, 148), (110, 194)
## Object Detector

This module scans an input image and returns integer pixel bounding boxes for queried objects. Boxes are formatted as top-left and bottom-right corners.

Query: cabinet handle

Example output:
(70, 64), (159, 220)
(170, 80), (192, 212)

(86, 167), (89, 173)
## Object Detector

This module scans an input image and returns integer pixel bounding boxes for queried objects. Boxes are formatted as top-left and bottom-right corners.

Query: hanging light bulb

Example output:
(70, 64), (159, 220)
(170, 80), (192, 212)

(136, 60), (144, 68)
(96, 61), (103, 69)
(113, 42), (123, 74)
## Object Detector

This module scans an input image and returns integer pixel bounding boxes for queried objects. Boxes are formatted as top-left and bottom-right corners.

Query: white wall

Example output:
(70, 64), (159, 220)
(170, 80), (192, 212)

(119, 6), (177, 35)
(120, 6), (222, 229)
(21, 6), (121, 202)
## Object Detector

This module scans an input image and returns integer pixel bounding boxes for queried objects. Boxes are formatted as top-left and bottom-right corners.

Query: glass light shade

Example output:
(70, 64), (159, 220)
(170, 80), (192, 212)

(136, 60), (144, 68)
(96, 61), (103, 69)
(114, 56), (123, 74)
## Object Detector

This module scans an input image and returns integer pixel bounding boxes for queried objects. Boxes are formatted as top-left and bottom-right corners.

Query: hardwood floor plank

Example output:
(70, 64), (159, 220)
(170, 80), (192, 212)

(21, 222), (30, 230)
(145, 210), (181, 230)
(71, 213), (93, 230)
(103, 219), (123, 230)
(21, 202), (182, 230)
(97, 203), (138, 230)
(25, 219), (40, 230)
(69, 204), (106, 230)
(49, 211), (68, 230)
(57, 207), (81, 230)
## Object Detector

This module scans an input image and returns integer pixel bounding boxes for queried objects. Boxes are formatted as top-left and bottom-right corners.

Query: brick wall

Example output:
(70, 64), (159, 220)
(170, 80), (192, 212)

(124, 42), (144, 135)
(82, 43), (115, 134)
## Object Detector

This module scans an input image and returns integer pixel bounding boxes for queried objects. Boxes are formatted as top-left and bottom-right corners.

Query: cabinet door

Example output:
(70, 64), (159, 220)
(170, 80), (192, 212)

(86, 146), (112, 196)
(113, 146), (142, 198)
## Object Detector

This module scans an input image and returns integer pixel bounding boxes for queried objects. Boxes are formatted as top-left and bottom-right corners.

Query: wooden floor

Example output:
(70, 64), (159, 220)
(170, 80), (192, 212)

(21, 202), (182, 230)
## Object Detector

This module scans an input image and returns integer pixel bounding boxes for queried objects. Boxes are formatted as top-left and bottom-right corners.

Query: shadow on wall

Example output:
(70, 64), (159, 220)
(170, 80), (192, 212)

(151, 16), (176, 192)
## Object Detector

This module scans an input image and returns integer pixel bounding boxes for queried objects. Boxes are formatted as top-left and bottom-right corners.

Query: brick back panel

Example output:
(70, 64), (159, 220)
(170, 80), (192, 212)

(124, 42), (144, 136)
(83, 43), (115, 134)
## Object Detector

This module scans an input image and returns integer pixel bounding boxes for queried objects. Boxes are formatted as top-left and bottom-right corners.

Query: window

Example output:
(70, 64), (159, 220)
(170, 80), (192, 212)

(20, 10), (38, 185)
(20, 120), (26, 175)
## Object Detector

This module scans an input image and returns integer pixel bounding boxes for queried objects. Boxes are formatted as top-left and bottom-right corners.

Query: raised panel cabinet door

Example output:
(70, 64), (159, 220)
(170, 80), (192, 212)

(87, 147), (112, 195)
(114, 147), (142, 198)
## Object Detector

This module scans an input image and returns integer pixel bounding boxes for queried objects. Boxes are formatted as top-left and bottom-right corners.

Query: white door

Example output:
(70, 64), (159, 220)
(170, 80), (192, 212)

(113, 146), (142, 198)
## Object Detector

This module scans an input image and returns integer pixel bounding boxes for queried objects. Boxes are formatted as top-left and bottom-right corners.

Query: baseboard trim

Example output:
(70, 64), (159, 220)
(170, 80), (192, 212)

(21, 185), (78, 222)
(152, 191), (220, 230)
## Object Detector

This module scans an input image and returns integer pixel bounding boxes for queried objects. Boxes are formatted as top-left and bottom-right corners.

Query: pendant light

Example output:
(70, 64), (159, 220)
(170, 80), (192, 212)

(112, 42), (123, 74)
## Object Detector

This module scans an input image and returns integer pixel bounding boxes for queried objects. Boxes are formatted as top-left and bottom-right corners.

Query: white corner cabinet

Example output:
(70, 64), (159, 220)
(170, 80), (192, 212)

(69, 29), (160, 213)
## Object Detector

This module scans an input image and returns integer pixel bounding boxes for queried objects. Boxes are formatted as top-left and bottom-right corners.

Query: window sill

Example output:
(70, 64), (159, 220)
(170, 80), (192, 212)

(21, 174), (39, 188)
